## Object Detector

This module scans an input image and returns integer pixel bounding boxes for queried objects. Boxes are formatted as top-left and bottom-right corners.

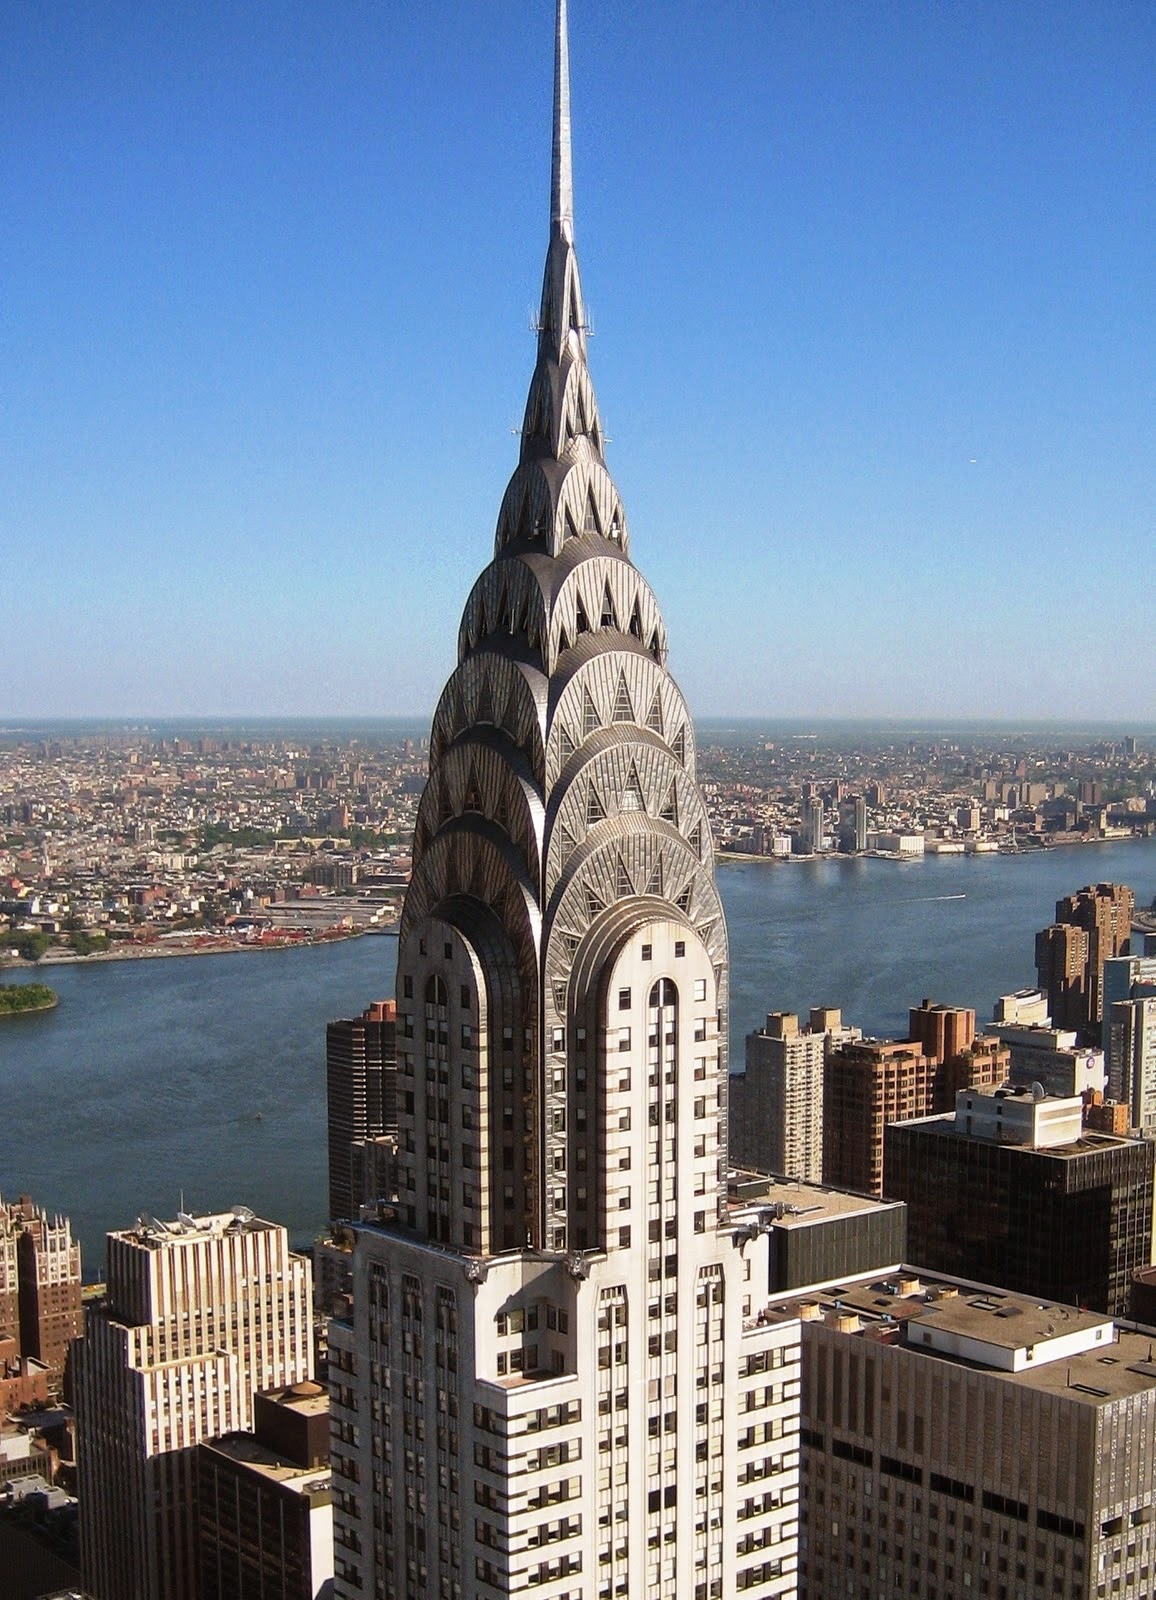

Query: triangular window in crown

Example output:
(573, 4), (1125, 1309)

(557, 623), (571, 655)
(584, 488), (599, 537)
(672, 725), (687, 765)
(615, 856), (634, 897)
(659, 783), (679, 827)
(553, 981), (568, 1013)
(696, 921), (716, 948)
(688, 822), (704, 859)
(565, 505), (579, 541)
(629, 596), (643, 640)
(557, 819), (577, 856)
(563, 932), (580, 955)
(475, 677), (495, 727)
(622, 763), (645, 812)
(493, 785), (510, 833)
(437, 783), (454, 827)
(582, 689), (600, 736)
(558, 724), (576, 763)
(675, 884), (693, 914)
(496, 584), (511, 633)
(586, 784), (606, 825)
(611, 671), (634, 723)
(585, 885), (606, 919)
(575, 595), (591, 634)
(601, 583), (617, 629)
(649, 629), (662, 661)
(463, 762), (483, 814)
(475, 593), (488, 641)
(645, 857), (664, 897)
(646, 690), (664, 736)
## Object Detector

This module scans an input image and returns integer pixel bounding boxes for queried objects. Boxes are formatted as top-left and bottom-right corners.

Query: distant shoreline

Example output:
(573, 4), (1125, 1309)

(0, 927), (396, 972)
(717, 833), (1154, 867)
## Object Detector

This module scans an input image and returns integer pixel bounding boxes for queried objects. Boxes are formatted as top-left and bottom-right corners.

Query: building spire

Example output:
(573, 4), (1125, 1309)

(552, 0), (574, 242)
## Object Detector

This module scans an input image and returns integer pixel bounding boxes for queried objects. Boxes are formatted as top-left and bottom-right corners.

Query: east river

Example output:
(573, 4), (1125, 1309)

(2, 838), (1154, 1276)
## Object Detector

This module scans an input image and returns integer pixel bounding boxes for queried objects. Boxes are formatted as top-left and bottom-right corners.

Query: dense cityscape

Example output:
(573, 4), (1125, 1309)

(5, 4), (1155, 1600)
(2, 726), (1154, 968)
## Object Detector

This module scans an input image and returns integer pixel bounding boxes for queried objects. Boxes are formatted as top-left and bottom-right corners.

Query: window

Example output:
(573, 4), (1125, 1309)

(641, 944), (652, 960)
(694, 979), (707, 1001)
(403, 975), (413, 998)
(618, 1028), (632, 1052)
(674, 941), (685, 957)
(619, 988), (632, 1010)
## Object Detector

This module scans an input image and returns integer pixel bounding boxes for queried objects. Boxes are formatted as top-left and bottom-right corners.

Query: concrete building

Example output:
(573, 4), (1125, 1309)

(326, 999), (398, 1221)
(732, 1010), (861, 1182)
(75, 1210), (313, 1600)
(885, 1087), (1154, 1315)
(1037, 882), (1135, 1033)
(760, 1271), (1156, 1600)
(992, 989), (1052, 1026)
(328, 10), (802, 1598)
(0, 1197), (82, 1401)
(823, 1040), (935, 1197)
(726, 1174), (906, 1295)
(1107, 997), (1156, 1135)
(907, 999), (975, 1064)
(984, 1020), (1107, 1099)
(799, 797), (824, 856)
(198, 1382), (333, 1600)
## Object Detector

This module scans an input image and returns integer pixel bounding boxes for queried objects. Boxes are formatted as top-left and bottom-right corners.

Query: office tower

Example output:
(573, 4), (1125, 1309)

(725, 1173), (906, 1293)
(198, 1383), (332, 1599)
(1037, 882), (1134, 1033)
(985, 1016), (1106, 1099)
(733, 1009), (860, 1181)
(75, 1210), (313, 1600)
(327, 999), (398, 1221)
(329, 8), (802, 1598)
(822, 1039), (934, 1197)
(765, 1272), (1156, 1600)
(0, 1195), (83, 1400)
(885, 1087), (1154, 1315)
(1107, 997), (1156, 1134)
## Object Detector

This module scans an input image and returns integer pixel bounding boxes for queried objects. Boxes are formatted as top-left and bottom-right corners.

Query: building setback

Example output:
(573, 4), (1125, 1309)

(1036, 882), (1134, 1035)
(198, 1382), (333, 1600)
(884, 1088), (1154, 1316)
(759, 1272), (1156, 1600)
(329, 7), (802, 1598)
(74, 1210), (313, 1600)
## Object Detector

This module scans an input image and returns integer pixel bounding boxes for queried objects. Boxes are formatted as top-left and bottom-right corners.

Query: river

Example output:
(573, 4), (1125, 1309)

(2, 838), (1153, 1275)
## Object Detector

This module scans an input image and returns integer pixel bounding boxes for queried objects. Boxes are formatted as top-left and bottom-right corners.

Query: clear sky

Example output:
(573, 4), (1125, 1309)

(5, 1), (1154, 722)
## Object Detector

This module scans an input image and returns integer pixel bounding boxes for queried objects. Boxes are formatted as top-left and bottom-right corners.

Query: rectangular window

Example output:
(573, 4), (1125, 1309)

(618, 988), (632, 1010)
(618, 1028), (632, 1052)
(641, 944), (652, 960)
(674, 941), (685, 957)
(694, 978), (707, 1001)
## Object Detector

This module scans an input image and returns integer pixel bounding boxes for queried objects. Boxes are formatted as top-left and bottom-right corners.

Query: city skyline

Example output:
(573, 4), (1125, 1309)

(7, 1), (1154, 720)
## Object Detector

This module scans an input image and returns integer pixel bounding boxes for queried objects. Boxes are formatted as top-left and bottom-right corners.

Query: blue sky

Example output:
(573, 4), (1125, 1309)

(4, 1), (1153, 721)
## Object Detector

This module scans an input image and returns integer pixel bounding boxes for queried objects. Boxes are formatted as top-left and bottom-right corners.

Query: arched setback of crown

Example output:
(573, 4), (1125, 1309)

(458, 543), (669, 679)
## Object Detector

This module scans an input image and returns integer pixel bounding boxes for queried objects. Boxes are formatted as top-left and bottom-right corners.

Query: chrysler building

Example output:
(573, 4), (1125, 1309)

(330, 6), (801, 1596)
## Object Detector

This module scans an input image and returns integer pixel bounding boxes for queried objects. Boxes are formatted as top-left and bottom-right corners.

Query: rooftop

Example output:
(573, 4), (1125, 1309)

(760, 1270), (1156, 1403)
(727, 1171), (904, 1229)
(204, 1433), (332, 1498)
(115, 1206), (275, 1248)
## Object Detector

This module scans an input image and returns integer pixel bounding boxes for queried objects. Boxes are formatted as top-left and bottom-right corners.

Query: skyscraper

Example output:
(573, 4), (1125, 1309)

(1036, 882), (1134, 1034)
(75, 1210), (313, 1600)
(329, 7), (802, 1597)
(327, 999), (399, 1221)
